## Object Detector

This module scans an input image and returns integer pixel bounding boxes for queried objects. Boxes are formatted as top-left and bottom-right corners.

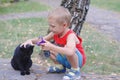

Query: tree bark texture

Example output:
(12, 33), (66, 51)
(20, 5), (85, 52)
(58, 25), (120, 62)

(61, 0), (90, 35)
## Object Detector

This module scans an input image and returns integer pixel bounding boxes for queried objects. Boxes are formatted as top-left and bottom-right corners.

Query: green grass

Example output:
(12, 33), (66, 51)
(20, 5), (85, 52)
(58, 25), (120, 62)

(0, 1), (50, 14)
(0, 18), (49, 58)
(81, 23), (120, 75)
(0, 18), (120, 75)
(91, 0), (120, 12)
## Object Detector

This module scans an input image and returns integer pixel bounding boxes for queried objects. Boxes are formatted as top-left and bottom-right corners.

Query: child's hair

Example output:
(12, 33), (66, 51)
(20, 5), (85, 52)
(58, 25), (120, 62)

(48, 6), (71, 26)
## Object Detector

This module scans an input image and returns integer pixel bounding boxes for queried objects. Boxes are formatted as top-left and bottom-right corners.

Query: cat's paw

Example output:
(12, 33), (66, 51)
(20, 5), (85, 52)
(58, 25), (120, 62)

(26, 71), (30, 75)
(21, 71), (25, 75)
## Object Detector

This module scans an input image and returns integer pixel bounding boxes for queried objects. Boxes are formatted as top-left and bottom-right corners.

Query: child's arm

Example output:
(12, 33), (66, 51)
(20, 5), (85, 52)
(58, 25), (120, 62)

(41, 33), (77, 56)
(43, 32), (54, 41)
(32, 32), (54, 44)
(21, 32), (54, 47)
(55, 33), (76, 56)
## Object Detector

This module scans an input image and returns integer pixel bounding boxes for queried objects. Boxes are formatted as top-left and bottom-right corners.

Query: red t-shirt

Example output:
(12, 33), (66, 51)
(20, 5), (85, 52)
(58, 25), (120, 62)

(53, 30), (86, 66)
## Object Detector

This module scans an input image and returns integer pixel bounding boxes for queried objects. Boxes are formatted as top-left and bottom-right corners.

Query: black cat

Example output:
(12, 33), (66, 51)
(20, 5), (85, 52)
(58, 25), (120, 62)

(11, 44), (34, 75)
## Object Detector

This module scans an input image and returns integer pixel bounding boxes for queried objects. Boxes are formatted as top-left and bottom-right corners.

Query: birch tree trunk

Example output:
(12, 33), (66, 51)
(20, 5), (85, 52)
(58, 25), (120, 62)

(61, 0), (90, 35)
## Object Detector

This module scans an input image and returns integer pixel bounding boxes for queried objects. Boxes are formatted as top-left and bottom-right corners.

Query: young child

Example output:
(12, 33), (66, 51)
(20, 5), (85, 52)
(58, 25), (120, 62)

(21, 6), (86, 80)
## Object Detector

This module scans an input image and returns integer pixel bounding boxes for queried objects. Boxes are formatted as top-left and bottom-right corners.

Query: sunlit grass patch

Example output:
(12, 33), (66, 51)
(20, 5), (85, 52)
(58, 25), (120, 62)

(0, 18), (48, 58)
(91, 0), (120, 12)
(81, 23), (120, 75)
(0, 1), (50, 14)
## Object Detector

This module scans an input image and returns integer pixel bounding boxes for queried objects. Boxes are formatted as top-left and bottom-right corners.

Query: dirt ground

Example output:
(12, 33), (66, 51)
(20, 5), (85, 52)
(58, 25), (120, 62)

(0, 58), (120, 80)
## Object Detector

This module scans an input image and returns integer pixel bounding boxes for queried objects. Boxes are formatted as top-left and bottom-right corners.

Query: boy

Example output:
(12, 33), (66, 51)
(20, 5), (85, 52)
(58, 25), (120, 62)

(21, 6), (86, 80)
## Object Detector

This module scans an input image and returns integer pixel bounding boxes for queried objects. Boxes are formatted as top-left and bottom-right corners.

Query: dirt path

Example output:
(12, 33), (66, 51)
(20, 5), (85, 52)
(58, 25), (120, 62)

(0, 58), (120, 80)
(86, 6), (120, 42)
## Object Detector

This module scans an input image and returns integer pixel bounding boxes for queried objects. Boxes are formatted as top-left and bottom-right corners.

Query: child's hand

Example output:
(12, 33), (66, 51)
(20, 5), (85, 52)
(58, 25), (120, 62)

(40, 40), (53, 51)
(36, 37), (45, 46)
(20, 39), (34, 48)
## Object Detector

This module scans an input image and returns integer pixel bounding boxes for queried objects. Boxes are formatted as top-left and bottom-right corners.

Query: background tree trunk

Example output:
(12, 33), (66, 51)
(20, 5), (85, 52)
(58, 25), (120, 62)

(61, 0), (90, 35)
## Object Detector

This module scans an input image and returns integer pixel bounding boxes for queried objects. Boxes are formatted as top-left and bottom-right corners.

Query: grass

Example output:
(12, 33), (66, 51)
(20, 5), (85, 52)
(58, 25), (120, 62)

(81, 23), (120, 75)
(0, 1), (50, 14)
(91, 0), (120, 12)
(0, 18), (48, 58)
(0, 18), (120, 75)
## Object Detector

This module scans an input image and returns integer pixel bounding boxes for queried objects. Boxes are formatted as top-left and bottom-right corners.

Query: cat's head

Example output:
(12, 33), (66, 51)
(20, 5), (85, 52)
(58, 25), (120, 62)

(20, 44), (34, 55)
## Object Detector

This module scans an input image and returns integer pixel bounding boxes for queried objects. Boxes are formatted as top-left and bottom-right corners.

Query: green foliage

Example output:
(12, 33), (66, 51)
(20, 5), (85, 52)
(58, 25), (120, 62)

(0, 1), (50, 14)
(91, 0), (120, 12)
(0, 0), (11, 3)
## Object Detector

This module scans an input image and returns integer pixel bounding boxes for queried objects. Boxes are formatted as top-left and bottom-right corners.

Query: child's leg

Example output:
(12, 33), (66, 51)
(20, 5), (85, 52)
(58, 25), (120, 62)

(50, 52), (59, 64)
(50, 49), (82, 69)
(48, 49), (82, 74)
(76, 49), (83, 68)
(66, 49), (82, 68)
(49, 51), (71, 68)
(66, 52), (79, 68)
(63, 49), (83, 80)
(47, 52), (66, 73)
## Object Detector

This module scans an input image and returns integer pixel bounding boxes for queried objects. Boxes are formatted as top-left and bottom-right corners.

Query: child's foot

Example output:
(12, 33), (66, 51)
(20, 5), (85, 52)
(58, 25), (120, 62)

(47, 65), (66, 73)
(63, 68), (81, 80)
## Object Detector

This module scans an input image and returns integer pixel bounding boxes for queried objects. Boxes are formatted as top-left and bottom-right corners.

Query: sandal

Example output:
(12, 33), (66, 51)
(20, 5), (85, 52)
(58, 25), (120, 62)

(48, 66), (66, 73)
(63, 68), (81, 80)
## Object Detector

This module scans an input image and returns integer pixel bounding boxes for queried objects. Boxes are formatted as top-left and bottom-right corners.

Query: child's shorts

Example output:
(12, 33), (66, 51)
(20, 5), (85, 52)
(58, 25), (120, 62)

(56, 49), (83, 69)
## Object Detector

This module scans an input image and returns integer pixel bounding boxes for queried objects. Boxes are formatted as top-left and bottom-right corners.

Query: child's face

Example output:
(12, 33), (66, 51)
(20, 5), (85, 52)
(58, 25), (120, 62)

(48, 18), (66, 35)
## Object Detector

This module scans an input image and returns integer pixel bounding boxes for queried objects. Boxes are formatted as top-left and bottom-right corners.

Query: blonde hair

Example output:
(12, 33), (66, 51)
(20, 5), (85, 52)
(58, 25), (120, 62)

(48, 6), (71, 26)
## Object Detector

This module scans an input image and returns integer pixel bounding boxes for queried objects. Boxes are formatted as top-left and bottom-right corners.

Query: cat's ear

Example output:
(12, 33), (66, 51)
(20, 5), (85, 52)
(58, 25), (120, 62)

(19, 44), (25, 50)
(26, 44), (31, 48)
(26, 44), (34, 49)
(30, 45), (34, 49)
